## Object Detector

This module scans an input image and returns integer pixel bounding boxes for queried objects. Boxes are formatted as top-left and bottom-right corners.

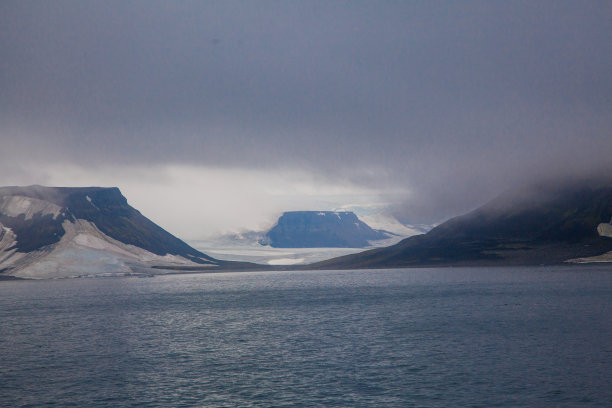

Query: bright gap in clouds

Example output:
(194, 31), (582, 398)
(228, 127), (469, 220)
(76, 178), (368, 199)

(28, 164), (409, 240)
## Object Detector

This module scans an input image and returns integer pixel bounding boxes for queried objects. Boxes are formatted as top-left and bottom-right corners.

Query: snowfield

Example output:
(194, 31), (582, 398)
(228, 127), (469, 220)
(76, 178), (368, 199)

(569, 222), (612, 263)
(0, 219), (215, 279)
(189, 232), (411, 266)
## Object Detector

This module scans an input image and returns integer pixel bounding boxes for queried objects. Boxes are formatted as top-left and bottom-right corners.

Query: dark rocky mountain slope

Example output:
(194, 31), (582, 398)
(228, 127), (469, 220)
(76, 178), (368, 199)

(0, 185), (251, 278)
(0, 185), (214, 261)
(311, 182), (612, 268)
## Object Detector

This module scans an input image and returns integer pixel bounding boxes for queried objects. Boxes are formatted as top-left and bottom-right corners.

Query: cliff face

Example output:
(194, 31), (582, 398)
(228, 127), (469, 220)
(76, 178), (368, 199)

(263, 211), (390, 248)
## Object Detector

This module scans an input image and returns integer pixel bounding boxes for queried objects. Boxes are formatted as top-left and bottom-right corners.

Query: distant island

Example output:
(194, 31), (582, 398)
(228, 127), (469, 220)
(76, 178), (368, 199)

(260, 211), (391, 248)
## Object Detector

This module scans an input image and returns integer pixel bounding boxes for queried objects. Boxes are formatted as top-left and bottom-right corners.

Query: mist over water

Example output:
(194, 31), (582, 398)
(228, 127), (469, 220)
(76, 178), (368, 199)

(2, 267), (612, 407)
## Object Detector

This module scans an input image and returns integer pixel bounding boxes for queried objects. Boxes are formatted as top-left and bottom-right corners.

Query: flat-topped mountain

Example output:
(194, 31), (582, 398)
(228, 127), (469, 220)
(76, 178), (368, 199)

(311, 181), (612, 268)
(0, 185), (221, 278)
(262, 211), (390, 248)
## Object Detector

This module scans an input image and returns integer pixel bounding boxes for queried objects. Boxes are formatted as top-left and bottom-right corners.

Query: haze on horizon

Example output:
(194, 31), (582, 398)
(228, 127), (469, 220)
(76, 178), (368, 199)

(1, 1), (611, 239)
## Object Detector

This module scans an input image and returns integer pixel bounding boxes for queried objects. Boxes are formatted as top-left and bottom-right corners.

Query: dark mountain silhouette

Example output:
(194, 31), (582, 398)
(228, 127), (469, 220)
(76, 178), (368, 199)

(311, 181), (612, 268)
(262, 211), (390, 248)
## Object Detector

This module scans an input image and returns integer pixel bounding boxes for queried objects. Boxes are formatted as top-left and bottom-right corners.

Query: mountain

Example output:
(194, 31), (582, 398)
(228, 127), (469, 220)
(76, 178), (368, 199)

(0, 185), (230, 278)
(311, 182), (612, 268)
(261, 211), (391, 248)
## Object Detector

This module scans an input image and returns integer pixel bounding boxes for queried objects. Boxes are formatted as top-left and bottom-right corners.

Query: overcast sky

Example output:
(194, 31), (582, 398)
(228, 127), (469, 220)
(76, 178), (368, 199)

(1, 1), (611, 239)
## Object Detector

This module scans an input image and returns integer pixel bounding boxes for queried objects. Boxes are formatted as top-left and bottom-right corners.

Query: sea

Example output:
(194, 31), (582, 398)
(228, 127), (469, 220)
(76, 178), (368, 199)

(1, 266), (612, 407)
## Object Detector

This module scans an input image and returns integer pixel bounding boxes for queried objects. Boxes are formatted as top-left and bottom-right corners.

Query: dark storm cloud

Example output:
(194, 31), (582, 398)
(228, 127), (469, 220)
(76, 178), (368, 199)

(2, 1), (611, 222)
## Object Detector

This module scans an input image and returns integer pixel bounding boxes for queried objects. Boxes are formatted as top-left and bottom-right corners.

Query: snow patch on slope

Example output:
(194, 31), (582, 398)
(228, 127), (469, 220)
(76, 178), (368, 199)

(0, 225), (24, 265)
(567, 251), (612, 263)
(597, 223), (612, 238)
(0, 196), (62, 220)
(359, 212), (428, 237)
(85, 195), (99, 209)
(571, 222), (612, 263)
(4, 219), (215, 279)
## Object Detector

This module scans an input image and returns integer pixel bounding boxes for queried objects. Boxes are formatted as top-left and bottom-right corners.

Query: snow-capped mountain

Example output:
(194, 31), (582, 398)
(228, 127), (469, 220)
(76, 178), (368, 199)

(0, 185), (219, 278)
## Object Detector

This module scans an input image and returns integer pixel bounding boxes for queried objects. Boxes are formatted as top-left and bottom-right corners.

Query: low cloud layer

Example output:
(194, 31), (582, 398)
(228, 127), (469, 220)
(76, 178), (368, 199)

(2, 1), (611, 235)
(0, 163), (402, 239)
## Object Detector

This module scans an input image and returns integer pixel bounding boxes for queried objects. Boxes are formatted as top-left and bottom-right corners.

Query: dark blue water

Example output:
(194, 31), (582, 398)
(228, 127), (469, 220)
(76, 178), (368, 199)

(1, 266), (612, 407)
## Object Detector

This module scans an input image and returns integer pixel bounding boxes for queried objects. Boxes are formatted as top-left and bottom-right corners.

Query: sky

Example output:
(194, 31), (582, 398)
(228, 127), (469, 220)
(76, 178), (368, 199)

(1, 1), (611, 240)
